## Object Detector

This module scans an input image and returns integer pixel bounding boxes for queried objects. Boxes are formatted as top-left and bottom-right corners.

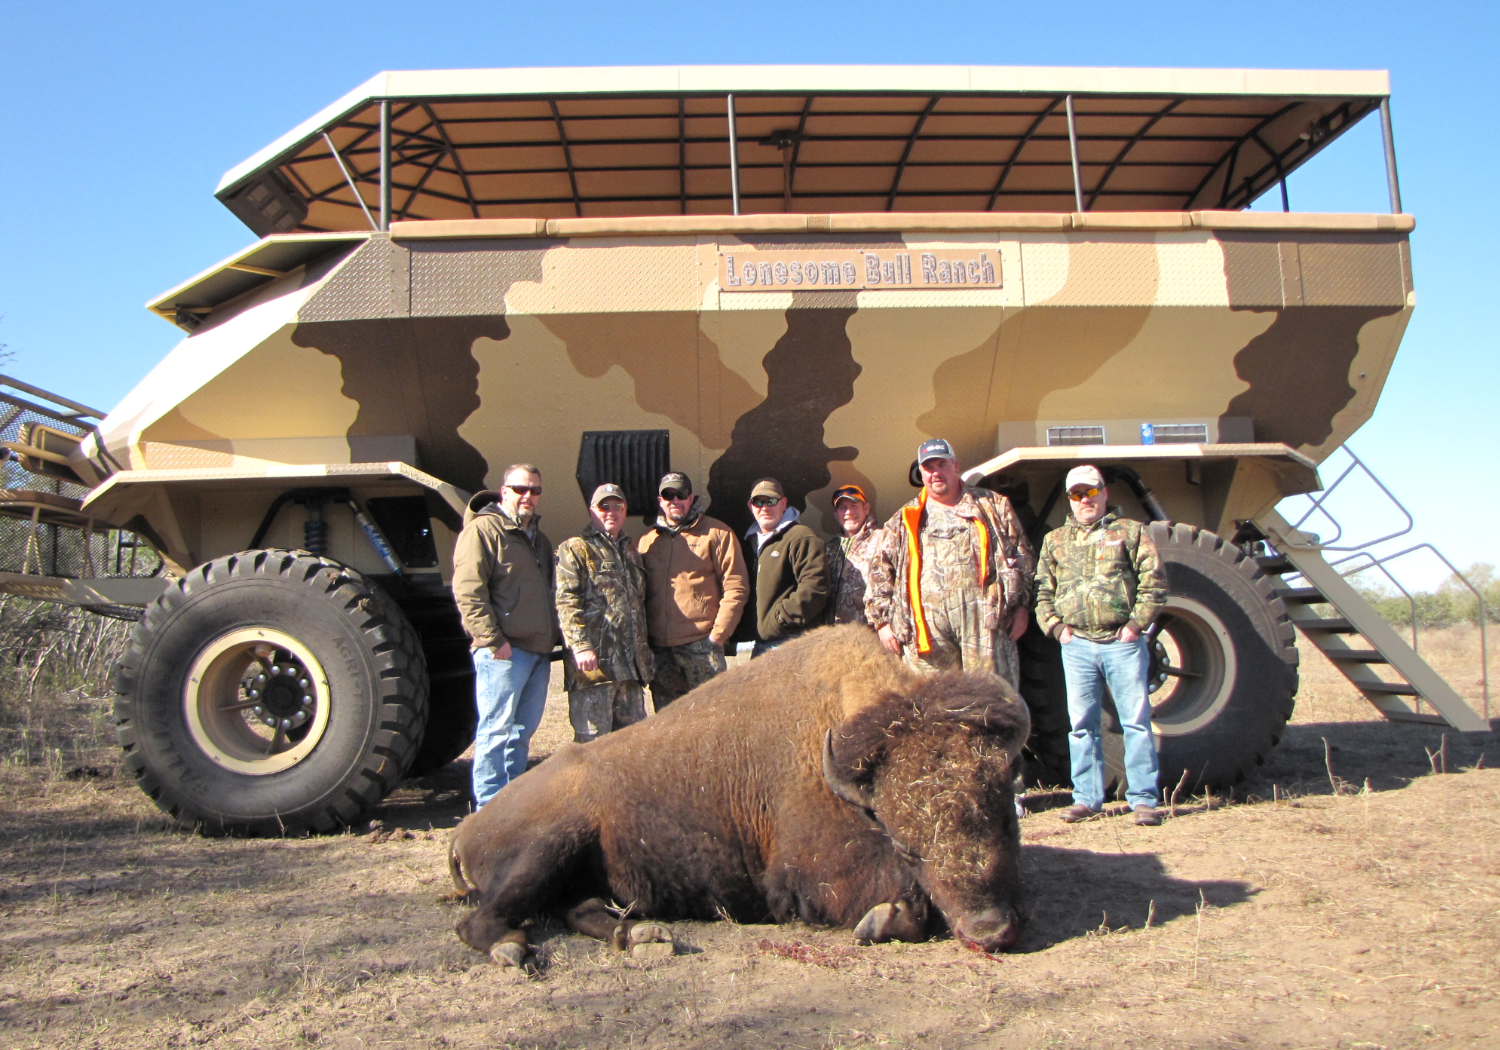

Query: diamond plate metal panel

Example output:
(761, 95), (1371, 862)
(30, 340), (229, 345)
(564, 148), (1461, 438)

(299, 237), (411, 322)
(409, 241), (548, 317)
(1299, 240), (1406, 307)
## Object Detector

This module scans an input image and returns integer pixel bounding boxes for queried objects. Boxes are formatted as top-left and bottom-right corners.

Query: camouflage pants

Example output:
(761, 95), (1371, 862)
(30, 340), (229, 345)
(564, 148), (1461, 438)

(903, 590), (1021, 686)
(568, 680), (647, 743)
(649, 638), (727, 711)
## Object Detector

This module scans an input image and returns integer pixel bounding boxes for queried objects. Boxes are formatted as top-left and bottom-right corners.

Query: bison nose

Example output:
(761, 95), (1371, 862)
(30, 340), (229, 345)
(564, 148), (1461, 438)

(957, 904), (1022, 953)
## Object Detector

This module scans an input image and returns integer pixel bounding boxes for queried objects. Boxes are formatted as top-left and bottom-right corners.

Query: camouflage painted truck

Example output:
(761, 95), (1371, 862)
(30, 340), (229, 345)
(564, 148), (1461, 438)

(1, 65), (1485, 834)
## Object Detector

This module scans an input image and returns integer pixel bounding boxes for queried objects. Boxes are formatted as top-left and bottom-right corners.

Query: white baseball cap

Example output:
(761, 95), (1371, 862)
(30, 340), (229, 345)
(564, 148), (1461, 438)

(1064, 465), (1106, 491)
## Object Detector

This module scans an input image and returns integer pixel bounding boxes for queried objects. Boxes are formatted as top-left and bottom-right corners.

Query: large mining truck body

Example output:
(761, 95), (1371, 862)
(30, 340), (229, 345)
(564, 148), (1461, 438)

(2, 65), (1460, 834)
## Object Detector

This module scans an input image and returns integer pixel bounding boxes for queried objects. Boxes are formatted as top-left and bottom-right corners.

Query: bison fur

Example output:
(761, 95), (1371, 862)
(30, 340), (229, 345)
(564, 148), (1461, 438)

(449, 625), (1030, 965)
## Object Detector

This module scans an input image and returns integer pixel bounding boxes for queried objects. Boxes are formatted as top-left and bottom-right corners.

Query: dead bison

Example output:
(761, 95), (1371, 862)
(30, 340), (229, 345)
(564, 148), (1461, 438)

(449, 625), (1030, 967)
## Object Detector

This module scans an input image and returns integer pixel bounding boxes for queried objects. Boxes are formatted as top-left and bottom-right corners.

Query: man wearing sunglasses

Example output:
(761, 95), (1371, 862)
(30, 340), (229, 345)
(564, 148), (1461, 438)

(638, 472), (748, 708)
(1035, 465), (1166, 826)
(739, 478), (828, 657)
(867, 438), (1034, 684)
(555, 485), (654, 743)
(453, 463), (560, 807)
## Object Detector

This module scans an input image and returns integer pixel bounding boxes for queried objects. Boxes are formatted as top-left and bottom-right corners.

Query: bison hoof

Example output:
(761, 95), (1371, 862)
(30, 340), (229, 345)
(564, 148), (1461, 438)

(628, 922), (674, 947)
(630, 940), (675, 960)
(489, 941), (533, 971)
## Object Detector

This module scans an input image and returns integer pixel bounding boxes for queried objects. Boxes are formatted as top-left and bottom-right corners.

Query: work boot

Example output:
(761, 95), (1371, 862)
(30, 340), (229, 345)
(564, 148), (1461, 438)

(1058, 803), (1101, 824)
(1132, 805), (1162, 826)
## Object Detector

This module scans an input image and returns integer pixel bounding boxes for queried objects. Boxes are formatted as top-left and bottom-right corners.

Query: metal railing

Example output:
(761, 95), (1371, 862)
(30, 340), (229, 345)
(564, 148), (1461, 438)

(1279, 445), (1490, 722)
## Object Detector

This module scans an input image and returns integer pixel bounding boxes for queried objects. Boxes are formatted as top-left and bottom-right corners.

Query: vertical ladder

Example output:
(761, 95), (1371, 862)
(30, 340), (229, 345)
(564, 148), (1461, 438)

(1255, 510), (1488, 732)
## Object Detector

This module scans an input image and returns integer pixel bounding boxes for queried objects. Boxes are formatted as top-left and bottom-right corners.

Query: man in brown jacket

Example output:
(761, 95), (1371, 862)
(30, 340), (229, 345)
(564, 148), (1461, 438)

(637, 472), (748, 709)
(452, 463), (559, 807)
(738, 477), (828, 657)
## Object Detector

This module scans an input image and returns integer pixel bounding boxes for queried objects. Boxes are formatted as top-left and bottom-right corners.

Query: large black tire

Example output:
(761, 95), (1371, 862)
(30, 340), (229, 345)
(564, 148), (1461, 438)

(1101, 523), (1298, 795)
(114, 550), (428, 835)
(1016, 617), (1072, 787)
(386, 579), (477, 777)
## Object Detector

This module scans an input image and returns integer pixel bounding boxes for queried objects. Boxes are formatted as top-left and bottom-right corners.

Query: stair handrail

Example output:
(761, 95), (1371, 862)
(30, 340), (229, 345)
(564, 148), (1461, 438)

(1330, 550), (1421, 654)
(1289, 446), (1415, 553)
(1322, 542), (1489, 722)
(1276, 448), (1491, 724)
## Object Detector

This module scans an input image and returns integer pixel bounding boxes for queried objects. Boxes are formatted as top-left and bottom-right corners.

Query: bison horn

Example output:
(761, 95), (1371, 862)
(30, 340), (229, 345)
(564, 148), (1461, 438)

(822, 730), (875, 813)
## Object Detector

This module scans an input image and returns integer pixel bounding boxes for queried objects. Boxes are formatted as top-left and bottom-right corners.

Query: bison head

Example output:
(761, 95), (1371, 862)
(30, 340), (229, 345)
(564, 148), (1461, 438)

(823, 671), (1030, 952)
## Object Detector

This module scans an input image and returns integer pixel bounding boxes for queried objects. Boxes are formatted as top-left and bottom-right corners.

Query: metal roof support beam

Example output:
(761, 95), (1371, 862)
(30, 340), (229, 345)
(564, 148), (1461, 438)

(1065, 95), (1085, 212)
(421, 103), (480, 219)
(678, 98), (687, 215)
(1380, 98), (1403, 214)
(987, 98), (1060, 211)
(379, 101), (392, 231)
(549, 101), (583, 218)
(321, 132), (379, 231)
(887, 96), (939, 212)
(1088, 99), (1179, 211)
(789, 96), (814, 198)
(727, 94), (741, 216)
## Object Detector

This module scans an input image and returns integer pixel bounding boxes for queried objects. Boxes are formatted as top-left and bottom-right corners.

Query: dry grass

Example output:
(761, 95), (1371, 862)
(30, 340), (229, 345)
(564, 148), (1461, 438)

(0, 638), (1495, 1048)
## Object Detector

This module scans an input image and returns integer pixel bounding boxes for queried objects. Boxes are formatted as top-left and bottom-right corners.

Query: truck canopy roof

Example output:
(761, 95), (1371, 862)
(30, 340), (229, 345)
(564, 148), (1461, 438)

(215, 65), (1391, 234)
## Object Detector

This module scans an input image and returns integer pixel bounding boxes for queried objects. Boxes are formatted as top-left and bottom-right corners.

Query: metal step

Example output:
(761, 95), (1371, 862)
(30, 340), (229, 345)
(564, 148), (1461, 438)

(1273, 586), (1326, 605)
(1294, 617), (1358, 633)
(1256, 510), (1489, 733)
(1322, 649), (1387, 663)
(1256, 554), (1293, 574)
(1359, 681), (1420, 696)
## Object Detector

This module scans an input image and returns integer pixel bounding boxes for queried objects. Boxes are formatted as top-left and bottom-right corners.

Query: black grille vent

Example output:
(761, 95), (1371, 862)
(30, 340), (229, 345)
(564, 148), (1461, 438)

(576, 431), (671, 523)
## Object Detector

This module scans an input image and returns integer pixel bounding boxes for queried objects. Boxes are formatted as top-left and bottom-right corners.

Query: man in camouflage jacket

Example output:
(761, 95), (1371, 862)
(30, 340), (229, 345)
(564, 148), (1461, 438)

(867, 439), (1035, 684)
(1034, 465), (1167, 826)
(556, 485), (654, 743)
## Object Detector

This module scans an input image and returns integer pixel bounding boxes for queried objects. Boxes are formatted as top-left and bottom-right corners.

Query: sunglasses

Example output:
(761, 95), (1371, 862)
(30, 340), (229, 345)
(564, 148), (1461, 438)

(507, 484), (542, 496)
(750, 496), (783, 508)
(833, 486), (867, 503)
(1068, 486), (1101, 500)
(595, 501), (626, 513)
(660, 490), (692, 502)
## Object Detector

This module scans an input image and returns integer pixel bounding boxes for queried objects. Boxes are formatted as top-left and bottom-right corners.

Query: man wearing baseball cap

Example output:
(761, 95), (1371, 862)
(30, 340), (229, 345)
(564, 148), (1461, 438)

(555, 485), (654, 743)
(823, 483), (880, 626)
(637, 472), (748, 708)
(738, 477), (828, 656)
(1035, 465), (1167, 826)
(867, 438), (1035, 684)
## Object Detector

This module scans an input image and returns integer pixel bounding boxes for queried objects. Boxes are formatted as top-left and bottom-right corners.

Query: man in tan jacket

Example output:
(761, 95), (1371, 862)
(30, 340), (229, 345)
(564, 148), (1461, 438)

(452, 463), (559, 807)
(637, 472), (748, 709)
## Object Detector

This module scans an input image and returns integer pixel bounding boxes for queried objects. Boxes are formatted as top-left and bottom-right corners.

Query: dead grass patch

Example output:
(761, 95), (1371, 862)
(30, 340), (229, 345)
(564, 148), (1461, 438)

(0, 635), (1495, 1047)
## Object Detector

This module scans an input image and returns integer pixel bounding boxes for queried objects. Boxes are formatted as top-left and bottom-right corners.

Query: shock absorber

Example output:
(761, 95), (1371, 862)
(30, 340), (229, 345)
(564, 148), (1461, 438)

(303, 502), (329, 555)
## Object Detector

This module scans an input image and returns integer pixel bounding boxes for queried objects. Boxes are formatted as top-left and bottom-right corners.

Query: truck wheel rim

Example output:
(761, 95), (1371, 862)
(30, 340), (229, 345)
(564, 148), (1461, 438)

(1146, 596), (1237, 736)
(183, 628), (331, 775)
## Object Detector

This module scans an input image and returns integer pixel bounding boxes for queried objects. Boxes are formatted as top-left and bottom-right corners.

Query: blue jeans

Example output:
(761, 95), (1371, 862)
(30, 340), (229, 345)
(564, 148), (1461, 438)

(1061, 634), (1159, 810)
(471, 647), (550, 808)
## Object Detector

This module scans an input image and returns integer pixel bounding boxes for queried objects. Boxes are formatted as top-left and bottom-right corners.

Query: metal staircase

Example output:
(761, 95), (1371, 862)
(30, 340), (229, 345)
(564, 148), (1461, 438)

(1253, 449), (1490, 734)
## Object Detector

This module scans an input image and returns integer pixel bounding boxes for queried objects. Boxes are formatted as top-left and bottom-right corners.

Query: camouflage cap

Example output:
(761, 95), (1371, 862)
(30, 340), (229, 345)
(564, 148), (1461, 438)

(590, 483), (628, 509)
(916, 438), (956, 464)
(749, 477), (786, 501)
(1065, 465), (1106, 491)
(658, 472), (692, 496)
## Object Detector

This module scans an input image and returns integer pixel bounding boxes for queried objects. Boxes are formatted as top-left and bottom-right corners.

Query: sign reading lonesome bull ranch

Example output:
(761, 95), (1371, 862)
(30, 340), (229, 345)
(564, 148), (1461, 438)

(719, 248), (1001, 291)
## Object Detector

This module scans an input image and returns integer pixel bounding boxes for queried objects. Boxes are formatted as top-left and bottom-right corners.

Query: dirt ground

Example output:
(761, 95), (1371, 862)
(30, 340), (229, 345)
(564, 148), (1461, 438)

(0, 630), (1496, 1049)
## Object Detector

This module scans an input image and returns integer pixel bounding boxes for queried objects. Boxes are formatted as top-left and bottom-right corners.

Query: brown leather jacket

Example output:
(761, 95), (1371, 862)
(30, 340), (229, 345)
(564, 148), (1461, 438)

(637, 508), (748, 648)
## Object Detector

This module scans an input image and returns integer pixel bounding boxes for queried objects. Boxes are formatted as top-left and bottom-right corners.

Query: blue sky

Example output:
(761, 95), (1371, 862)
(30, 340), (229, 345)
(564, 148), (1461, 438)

(1, 1), (1493, 586)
